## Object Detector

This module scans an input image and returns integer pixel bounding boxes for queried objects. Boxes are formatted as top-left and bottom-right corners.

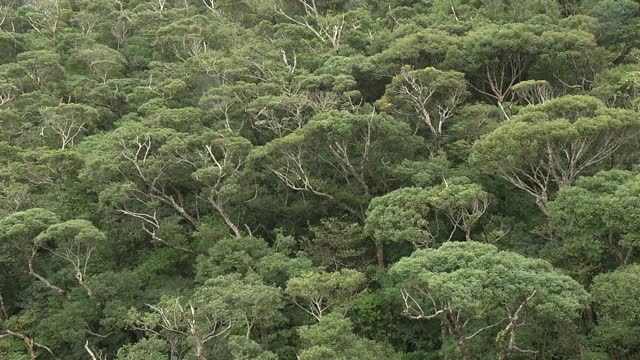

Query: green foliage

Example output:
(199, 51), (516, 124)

(365, 187), (432, 246)
(381, 65), (468, 148)
(472, 95), (640, 213)
(297, 312), (400, 360)
(115, 338), (169, 360)
(302, 218), (368, 271)
(286, 269), (367, 321)
(390, 242), (589, 358)
(227, 336), (278, 360)
(0, 209), (60, 243)
(590, 265), (640, 357)
(0, 0), (638, 358)
(546, 170), (640, 281)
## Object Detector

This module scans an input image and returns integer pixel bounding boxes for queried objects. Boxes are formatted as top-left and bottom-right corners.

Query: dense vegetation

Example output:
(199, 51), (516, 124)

(0, 0), (639, 359)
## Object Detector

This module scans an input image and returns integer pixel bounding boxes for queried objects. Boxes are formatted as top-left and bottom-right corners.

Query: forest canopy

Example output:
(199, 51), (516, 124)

(0, 0), (639, 359)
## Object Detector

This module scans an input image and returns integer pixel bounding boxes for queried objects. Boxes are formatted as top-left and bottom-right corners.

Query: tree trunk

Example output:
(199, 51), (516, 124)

(0, 292), (7, 320)
(375, 241), (384, 267)
(194, 339), (207, 360)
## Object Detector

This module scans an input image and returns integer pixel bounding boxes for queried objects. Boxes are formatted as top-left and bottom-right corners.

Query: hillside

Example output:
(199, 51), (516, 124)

(1, 0), (640, 359)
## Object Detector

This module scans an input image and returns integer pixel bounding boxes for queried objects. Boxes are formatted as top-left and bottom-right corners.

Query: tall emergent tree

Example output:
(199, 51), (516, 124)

(472, 95), (639, 213)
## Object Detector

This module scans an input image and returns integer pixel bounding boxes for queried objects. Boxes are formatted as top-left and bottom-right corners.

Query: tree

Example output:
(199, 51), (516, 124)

(20, 0), (63, 39)
(196, 235), (314, 289)
(286, 269), (366, 321)
(0, 180), (29, 217)
(154, 15), (213, 61)
(536, 30), (609, 91)
(0, 208), (63, 295)
(390, 242), (588, 359)
(427, 177), (490, 241)
(115, 338), (168, 360)
(297, 312), (400, 360)
(0, 327), (56, 360)
(275, 0), (347, 52)
(511, 80), (554, 106)
(86, 123), (200, 252)
(78, 44), (126, 83)
(251, 111), (420, 220)
(547, 170), (640, 281)
(365, 187), (432, 267)
(226, 335), (278, 360)
(381, 66), (467, 150)
(302, 218), (367, 271)
(3, 50), (64, 92)
(444, 104), (502, 162)
(591, 64), (640, 111)
(34, 219), (106, 298)
(590, 264), (640, 358)
(130, 295), (233, 360)
(372, 29), (460, 75)
(199, 81), (259, 133)
(89, 119), (255, 244)
(463, 23), (541, 119)
(583, 0), (640, 56)
(1, 148), (83, 197)
(195, 275), (284, 340)
(247, 73), (359, 139)
(0, 144), (32, 215)
(71, 1), (106, 37)
(109, 1), (132, 49)
(41, 104), (99, 149)
(472, 95), (640, 213)
(0, 81), (17, 108)
(188, 130), (253, 238)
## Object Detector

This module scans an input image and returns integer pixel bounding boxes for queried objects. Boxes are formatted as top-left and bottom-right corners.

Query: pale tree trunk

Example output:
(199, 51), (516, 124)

(194, 339), (207, 360)
(497, 290), (538, 360)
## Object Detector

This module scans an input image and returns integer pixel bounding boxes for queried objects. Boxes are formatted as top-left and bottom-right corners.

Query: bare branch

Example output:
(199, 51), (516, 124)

(85, 341), (108, 360)
(28, 247), (66, 295)
(1, 330), (56, 360)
